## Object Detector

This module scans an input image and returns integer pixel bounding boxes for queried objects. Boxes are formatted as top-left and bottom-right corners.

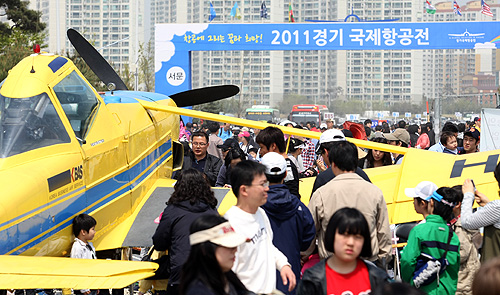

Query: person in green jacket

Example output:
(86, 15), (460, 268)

(401, 187), (461, 295)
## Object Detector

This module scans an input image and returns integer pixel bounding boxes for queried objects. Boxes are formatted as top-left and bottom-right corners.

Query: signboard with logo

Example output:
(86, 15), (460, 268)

(405, 112), (412, 118)
(323, 112), (335, 120)
(415, 114), (422, 119)
(392, 112), (400, 118)
(346, 114), (360, 121)
(156, 22), (500, 98)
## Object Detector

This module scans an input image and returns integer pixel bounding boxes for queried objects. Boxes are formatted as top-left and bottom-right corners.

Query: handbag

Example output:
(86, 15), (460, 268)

(142, 247), (171, 280)
(412, 226), (453, 288)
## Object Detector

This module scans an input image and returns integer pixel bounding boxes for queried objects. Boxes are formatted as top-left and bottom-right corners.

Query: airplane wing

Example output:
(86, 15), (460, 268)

(138, 100), (500, 224)
(0, 255), (157, 289)
(94, 179), (233, 250)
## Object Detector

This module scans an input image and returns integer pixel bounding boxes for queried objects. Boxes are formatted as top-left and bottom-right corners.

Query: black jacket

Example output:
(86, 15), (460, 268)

(181, 151), (222, 186)
(297, 259), (389, 295)
(152, 200), (217, 284)
(261, 184), (316, 295)
(311, 167), (371, 197)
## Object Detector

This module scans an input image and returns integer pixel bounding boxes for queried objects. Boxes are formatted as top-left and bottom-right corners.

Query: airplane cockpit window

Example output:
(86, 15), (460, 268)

(0, 93), (71, 158)
(52, 71), (99, 140)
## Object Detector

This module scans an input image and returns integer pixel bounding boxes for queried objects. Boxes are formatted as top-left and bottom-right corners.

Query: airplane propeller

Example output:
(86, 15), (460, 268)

(67, 29), (239, 107)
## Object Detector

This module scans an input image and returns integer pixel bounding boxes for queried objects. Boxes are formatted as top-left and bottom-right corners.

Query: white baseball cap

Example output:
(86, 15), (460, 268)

(189, 222), (248, 248)
(316, 129), (346, 153)
(405, 181), (438, 200)
(260, 152), (287, 175)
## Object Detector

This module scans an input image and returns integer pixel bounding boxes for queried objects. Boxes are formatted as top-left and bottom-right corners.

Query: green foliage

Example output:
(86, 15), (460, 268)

(0, 29), (46, 81)
(442, 97), (480, 114)
(194, 100), (222, 114)
(276, 93), (309, 115)
(120, 64), (135, 90)
(330, 99), (366, 116)
(138, 40), (154, 91)
(389, 101), (427, 114)
(0, 0), (45, 37)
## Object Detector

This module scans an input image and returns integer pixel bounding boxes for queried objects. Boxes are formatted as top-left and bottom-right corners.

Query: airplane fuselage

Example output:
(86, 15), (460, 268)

(0, 53), (181, 256)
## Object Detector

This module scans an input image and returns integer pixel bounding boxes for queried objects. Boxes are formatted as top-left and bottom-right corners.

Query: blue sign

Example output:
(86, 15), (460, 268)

(392, 112), (400, 117)
(377, 112), (383, 118)
(155, 22), (500, 96)
(405, 112), (412, 118)
(416, 114), (422, 119)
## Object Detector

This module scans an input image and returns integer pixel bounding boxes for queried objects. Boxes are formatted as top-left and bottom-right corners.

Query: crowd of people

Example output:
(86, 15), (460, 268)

(63, 115), (500, 295)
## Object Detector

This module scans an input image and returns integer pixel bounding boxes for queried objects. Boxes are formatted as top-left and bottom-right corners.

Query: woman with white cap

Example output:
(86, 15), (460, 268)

(179, 214), (252, 295)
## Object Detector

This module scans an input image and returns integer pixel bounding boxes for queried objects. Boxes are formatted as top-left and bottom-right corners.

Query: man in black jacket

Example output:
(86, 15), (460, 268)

(178, 131), (222, 186)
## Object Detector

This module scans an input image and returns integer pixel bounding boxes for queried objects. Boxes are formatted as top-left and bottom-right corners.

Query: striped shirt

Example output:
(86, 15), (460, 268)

(461, 192), (500, 230)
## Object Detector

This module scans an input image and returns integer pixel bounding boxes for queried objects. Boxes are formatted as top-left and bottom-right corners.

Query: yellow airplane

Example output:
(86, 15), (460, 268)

(1, 28), (499, 288)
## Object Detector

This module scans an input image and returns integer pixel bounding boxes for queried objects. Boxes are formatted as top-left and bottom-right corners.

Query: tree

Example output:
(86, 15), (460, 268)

(0, 28), (45, 81)
(0, 1), (46, 80)
(138, 40), (154, 91)
(120, 64), (135, 90)
(276, 93), (309, 116)
(0, 0), (45, 37)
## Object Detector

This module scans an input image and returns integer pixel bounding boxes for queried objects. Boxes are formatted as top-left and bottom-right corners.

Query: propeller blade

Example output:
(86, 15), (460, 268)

(67, 29), (129, 90)
(169, 85), (240, 107)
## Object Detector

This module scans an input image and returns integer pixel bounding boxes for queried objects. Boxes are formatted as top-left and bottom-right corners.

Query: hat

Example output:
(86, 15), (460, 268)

(316, 129), (346, 153)
(384, 128), (410, 145)
(189, 221), (248, 248)
(464, 127), (480, 141)
(320, 123), (327, 130)
(261, 152), (287, 175)
(325, 118), (333, 123)
(474, 117), (481, 122)
(289, 138), (306, 151)
(405, 181), (438, 200)
(217, 138), (239, 151)
(241, 127), (249, 132)
(279, 120), (297, 127)
(232, 126), (240, 131)
(238, 131), (251, 138)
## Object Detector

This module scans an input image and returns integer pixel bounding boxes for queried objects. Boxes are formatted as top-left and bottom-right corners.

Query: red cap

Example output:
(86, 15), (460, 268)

(33, 44), (40, 53)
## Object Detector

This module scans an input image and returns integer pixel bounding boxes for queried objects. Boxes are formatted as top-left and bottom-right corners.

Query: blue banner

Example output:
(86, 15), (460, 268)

(155, 22), (500, 96)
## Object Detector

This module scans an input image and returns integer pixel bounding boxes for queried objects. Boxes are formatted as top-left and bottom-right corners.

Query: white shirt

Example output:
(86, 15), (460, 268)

(70, 238), (96, 293)
(225, 206), (289, 294)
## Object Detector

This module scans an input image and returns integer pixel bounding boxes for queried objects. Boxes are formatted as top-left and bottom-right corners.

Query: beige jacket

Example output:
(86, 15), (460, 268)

(455, 218), (480, 295)
(307, 172), (391, 262)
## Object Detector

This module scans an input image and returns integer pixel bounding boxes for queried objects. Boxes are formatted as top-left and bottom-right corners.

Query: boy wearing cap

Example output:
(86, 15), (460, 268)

(405, 181), (438, 223)
(311, 129), (371, 195)
(458, 127), (480, 154)
(225, 160), (296, 294)
(260, 152), (315, 295)
(256, 126), (301, 199)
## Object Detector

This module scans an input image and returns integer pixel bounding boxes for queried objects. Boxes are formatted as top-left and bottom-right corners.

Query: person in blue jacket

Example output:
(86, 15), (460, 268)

(260, 152), (316, 295)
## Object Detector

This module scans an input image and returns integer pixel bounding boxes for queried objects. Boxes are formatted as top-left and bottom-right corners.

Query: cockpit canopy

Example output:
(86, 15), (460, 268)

(0, 70), (99, 158)
(0, 93), (70, 158)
